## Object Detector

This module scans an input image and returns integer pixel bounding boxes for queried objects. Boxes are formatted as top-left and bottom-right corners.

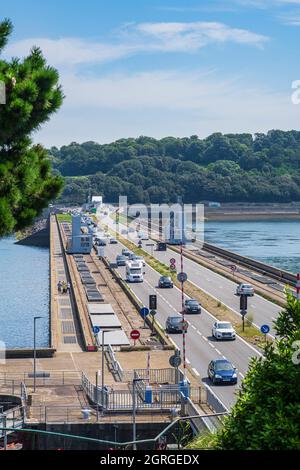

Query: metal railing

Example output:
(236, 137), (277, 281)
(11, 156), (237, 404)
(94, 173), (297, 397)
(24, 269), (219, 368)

(106, 345), (124, 381)
(0, 371), (82, 387)
(0, 405), (24, 438)
(82, 371), (193, 412)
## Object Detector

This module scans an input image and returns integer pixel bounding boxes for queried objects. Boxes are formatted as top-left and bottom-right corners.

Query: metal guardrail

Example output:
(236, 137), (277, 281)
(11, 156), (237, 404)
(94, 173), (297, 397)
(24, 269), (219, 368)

(0, 406), (24, 438)
(82, 371), (189, 412)
(0, 371), (82, 387)
(106, 345), (124, 381)
(205, 386), (229, 414)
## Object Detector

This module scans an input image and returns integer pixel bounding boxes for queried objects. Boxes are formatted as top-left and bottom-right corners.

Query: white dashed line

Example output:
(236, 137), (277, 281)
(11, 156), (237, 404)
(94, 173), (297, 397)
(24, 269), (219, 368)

(192, 368), (200, 376)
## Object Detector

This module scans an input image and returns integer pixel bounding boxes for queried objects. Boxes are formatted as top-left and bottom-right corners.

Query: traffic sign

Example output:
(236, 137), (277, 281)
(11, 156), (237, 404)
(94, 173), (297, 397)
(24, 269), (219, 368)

(230, 265), (237, 273)
(150, 309), (157, 316)
(93, 326), (100, 334)
(169, 355), (182, 368)
(181, 320), (188, 332)
(177, 272), (188, 283)
(140, 307), (149, 319)
(149, 294), (157, 310)
(240, 294), (248, 312)
(130, 330), (140, 340)
(260, 324), (270, 335)
(170, 258), (176, 264)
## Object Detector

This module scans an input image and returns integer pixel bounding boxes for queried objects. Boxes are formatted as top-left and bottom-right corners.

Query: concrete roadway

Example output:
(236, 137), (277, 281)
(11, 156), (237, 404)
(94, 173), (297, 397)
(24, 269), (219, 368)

(106, 215), (280, 336)
(104, 237), (262, 411)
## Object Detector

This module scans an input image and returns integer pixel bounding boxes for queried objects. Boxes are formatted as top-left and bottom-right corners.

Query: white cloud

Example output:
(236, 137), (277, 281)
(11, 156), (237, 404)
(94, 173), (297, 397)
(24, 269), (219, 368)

(35, 69), (300, 146)
(4, 21), (269, 68)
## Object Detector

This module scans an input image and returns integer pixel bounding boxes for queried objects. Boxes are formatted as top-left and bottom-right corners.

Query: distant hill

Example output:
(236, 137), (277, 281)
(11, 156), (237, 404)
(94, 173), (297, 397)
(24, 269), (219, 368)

(49, 130), (300, 204)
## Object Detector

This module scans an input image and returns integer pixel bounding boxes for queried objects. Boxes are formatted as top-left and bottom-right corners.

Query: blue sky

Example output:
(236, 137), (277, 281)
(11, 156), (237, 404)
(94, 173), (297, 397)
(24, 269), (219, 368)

(2, 0), (300, 146)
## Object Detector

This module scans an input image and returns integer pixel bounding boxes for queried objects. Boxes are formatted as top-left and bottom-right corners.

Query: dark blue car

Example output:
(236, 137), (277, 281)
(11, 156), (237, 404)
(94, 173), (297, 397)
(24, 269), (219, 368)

(208, 359), (237, 385)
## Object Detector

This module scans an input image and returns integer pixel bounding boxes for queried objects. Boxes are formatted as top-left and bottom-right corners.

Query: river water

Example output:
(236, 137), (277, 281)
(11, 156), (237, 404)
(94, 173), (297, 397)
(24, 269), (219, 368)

(0, 237), (49, 349)
(204, 219), (300, 274)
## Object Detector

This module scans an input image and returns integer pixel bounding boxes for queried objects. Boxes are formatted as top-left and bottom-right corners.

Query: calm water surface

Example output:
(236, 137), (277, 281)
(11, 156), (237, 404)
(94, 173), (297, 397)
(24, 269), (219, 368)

(0, 237), (49, 349)
(204, 219), (300, 274)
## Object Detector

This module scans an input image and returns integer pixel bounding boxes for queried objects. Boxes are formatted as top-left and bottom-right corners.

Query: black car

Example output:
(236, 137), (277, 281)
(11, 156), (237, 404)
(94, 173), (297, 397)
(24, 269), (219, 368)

(158, 276), (173, 288)
(184, 299), (201, 314)
(165, 316), (185, 333)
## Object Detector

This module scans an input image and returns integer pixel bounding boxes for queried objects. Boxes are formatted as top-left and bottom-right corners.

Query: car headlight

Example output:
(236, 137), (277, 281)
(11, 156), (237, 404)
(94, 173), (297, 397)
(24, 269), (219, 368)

(232, 373), (237, 378)
(215, 374), (222, 379)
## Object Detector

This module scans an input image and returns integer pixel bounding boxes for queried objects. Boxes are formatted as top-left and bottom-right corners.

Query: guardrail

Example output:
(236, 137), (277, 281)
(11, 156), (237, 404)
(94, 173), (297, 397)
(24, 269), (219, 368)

(205, 385), (228, 414)
(106, 345), (124, 382)
(202, 241), (296, 287)
(0, 405), (24, 438)
(0, 371), (82, 387)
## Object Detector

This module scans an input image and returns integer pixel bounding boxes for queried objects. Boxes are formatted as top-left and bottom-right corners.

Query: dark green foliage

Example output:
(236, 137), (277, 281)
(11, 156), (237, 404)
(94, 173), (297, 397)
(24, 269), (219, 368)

(0, 19), (64, 236)
(212, 293), (300, 450)
(51, 131), (300, 204)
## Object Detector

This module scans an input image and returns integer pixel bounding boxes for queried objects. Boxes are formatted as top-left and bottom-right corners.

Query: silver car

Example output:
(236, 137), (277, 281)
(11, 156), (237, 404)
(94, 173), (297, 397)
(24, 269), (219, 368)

(236, 283), (254, 296)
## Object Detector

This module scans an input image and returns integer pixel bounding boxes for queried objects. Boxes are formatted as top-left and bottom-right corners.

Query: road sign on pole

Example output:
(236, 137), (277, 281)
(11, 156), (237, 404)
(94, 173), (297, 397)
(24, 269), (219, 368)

(140, 307), (149, 319)
(260, 324), (270, 341)
(240, 294), (248, 312)
(130, 329), (140, 346)
(169, 355), (182, 368)
(177, 272), (188, 283)
(93, 326), (100, 335)
(149, 294), (157, 310)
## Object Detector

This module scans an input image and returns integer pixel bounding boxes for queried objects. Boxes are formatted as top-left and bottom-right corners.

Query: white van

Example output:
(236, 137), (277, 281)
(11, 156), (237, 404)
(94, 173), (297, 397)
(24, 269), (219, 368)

(126, 260), (144, 283)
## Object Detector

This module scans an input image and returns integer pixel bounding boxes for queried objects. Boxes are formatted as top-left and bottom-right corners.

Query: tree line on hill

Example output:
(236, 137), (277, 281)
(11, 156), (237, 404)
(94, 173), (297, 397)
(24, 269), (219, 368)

(49, 130), (300, 204)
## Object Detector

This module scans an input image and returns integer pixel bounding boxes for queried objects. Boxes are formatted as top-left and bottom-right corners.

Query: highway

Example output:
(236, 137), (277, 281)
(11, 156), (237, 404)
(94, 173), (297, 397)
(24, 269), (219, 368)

(105, 214), (281, 335)
(102, 229), (262, 410)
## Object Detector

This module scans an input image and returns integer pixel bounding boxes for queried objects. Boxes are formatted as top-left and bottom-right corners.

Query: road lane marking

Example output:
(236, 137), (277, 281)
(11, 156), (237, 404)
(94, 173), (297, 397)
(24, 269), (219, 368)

(192, 368), (200, 376)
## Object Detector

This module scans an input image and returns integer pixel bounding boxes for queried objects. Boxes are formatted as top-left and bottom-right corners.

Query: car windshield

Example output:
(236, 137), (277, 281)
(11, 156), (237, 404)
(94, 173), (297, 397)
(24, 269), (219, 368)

(218, 323), (232, 329)
(130, 269), (141, 273)
(215, 361), (233, 371)
(162, 277), (171, 281)
(188, 300), (198, 305)
(170, 317), (181, 324)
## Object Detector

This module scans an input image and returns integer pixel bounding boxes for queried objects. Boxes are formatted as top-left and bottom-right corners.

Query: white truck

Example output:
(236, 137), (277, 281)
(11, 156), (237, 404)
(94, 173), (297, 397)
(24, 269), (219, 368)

(126, 259), (144, 283)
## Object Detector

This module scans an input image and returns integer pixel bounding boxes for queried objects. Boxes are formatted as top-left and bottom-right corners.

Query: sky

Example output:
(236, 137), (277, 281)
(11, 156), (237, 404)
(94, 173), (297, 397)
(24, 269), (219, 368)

(1, 0), (300, 147)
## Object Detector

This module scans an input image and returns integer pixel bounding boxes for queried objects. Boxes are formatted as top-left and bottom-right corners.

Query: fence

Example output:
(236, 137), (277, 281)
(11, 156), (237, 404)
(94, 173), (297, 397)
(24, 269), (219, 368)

(0, 406), (24, 438)
(82, 372), (187, 412)
(0, 371), (82, 387)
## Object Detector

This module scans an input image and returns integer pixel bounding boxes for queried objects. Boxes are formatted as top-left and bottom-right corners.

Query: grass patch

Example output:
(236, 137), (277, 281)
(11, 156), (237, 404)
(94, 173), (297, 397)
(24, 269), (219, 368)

(56, 213), (72, 223)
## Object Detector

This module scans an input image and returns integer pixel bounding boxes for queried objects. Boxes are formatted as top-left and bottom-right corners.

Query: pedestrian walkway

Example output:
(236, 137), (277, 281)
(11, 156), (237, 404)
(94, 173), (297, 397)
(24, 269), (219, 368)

(51, 219), (83, 352)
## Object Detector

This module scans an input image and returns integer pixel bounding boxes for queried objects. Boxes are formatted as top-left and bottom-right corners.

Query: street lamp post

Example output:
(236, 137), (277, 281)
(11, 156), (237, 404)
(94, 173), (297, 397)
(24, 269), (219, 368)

(33, 316), (42, 393)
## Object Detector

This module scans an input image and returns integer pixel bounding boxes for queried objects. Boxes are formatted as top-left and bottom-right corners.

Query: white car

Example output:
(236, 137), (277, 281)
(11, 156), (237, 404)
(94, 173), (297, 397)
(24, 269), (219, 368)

(212, 321), (236, 341)
(236, 283), (254, 296)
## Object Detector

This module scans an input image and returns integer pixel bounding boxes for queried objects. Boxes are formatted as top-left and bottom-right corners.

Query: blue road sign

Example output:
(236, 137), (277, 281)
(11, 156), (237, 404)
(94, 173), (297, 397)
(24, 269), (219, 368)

(93, 326), (100, 334)
(260, 324), (270, 335)
(140, 307), (149, 319)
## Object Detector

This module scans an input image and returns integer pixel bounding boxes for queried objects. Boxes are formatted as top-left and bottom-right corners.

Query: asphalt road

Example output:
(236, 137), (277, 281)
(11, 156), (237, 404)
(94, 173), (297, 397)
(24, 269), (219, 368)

(106, 214), (280, 336)
(103, 234), (262, 410)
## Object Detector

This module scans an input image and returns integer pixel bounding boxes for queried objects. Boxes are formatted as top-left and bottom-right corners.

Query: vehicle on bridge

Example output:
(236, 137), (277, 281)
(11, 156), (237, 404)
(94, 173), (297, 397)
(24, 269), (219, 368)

(236, 283), (254, 296)
(126, 260), (144, 283)
(207, 359), (238, 385)
(116, 254), (127, 266)
(184, 299), (201, 314)
(121, 248), (131, 257)
(212, 321), (236, 341)
(158, 276), (174, 288)
(165, 316), (187, 333)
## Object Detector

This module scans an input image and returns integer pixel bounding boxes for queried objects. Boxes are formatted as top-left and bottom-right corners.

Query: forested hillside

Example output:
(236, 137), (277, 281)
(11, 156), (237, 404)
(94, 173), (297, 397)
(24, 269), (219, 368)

(49, 130), (300, 204)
